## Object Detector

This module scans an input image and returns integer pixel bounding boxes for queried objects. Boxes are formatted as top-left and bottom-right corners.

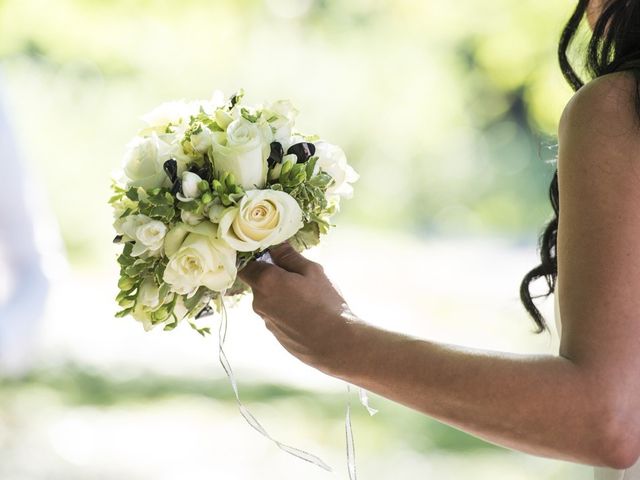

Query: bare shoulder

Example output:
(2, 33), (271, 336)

(559, 71), (640, 148)
(553, 70), (640, 386)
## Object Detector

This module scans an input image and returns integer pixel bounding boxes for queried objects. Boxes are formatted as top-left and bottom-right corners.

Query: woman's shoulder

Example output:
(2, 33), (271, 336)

(559, 71), (639, 141)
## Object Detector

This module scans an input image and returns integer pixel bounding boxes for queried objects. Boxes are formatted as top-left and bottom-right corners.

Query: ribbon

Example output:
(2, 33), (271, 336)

(215, 289), (377, 478)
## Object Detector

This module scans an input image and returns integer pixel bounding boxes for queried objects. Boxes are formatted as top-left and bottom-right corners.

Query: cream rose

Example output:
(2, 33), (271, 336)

(122, 134), (172, 190)
(313, 141), (359, 199)
(218, 189), (303, 252)
(210, 118), (271, 189)
(163, 222), (237, 296)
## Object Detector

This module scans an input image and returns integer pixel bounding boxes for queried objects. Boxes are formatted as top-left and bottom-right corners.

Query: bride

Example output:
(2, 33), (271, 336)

(238, 0), (640, 478)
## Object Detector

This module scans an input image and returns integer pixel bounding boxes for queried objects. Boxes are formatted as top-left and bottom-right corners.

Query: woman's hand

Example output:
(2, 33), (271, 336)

(237, 242), (362, 374)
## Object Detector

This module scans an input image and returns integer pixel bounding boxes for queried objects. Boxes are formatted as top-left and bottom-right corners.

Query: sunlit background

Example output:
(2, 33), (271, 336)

(0, 0), (594, 478)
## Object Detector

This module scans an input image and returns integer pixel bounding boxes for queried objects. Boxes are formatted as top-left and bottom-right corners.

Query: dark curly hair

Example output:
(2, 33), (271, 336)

(520, 0), (640, 333)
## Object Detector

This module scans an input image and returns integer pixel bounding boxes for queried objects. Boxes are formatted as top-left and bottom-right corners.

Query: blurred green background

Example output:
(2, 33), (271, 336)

(0, 0), (593, 479)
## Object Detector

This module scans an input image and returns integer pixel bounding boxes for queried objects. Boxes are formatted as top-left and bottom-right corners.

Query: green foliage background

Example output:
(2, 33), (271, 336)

(0, 0), (577, 264)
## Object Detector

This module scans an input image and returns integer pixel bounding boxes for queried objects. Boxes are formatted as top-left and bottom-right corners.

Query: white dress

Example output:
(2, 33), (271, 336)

(554, 289), (640, 479)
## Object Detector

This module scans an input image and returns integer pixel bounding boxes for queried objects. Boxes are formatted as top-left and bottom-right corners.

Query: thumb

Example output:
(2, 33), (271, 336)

(269, 241), (317, 275)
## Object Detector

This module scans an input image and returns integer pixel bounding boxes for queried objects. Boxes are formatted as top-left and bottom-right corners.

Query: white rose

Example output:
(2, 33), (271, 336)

(218, 189), (303, 252)
(178, 171), (203, 201)
(120, 214), (167, 257)
(313, 141), (359, 199)
(122, 134), (172, 190)
(210, 118), (270, 189)
(163, 222), (237, 296)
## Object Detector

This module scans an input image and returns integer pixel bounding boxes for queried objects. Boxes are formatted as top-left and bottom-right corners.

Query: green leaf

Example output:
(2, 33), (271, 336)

(115, 308), (133, 318)
(117, 297), (135, 308)
(119, 208), (133, 219)
(125, 260), (148, 277)
(183, 287), (207, 311)
(149, 205), (175, 219)
(188, 322), (211, 337)
(152, 307), (171, 322)
(163, 321), (178, 331)
(122, 242), (134, 256)
(118, 276), (136, 291)
(148, 191), (174, 206)
(108, 193), (124, 204)
(178, 200), (198, 212)
(308, 172), (334, 188)
(125, 188), (139, 202)
(117, 253), (135, 267)
(305, 156), (318, 178)
(158, 282), (171, 302)
(155, 263), (167, 286)
(289, 222), (321, 250)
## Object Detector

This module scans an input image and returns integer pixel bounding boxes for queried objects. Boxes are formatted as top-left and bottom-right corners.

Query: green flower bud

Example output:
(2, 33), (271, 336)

(152, 307), (171, 322)
(225, 173), (236, 189)
(198, 180), (210, 193)
(281, 160), (293, 176)
(118, 276), (136, 291)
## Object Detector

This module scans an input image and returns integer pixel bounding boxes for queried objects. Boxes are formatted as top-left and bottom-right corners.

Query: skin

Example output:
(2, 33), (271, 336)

(238, 7), (640, 471)
(587, 0), (605, 30)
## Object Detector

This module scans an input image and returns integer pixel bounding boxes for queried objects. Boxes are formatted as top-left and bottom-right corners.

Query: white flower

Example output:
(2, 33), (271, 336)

(178, 171), (203, 201)
(313, 141), (359, 199)
(139, 100), (190, 135)
(208, 204), (226, 223)
(122, 134), (172, 190)
(137, 277), (162, 310)
(163, 222), (237, 296)
(120, 214), (167, 257)
(218, 189), (303, 252)
(210, 118), (270, 189)
(185, 91), (226, 118)
(131, 278), (187, 332)
(189, 125), (213, 154)
(181, 210), (204, 226)
(264, 100), (299, 147)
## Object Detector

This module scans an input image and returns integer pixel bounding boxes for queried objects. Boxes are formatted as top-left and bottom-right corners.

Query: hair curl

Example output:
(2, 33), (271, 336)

(520, 0), (640, 333)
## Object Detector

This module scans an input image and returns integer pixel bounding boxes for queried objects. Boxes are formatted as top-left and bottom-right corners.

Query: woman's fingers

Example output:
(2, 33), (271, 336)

(238, 259), (283, 290)
(269, 242), (322, 276)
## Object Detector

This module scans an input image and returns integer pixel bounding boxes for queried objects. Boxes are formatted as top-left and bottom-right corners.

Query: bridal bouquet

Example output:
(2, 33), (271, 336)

(109, 90), (372, 477)
(110, 89), (358, 333)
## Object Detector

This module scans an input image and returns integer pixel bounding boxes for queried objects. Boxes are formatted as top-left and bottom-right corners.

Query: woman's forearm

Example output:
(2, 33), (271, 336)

(236, 244), (638, 469)
(324, 319), (631, 469)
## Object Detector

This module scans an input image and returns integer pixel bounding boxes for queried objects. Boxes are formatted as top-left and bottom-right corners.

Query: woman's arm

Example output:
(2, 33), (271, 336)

(238, 71), (640, 470)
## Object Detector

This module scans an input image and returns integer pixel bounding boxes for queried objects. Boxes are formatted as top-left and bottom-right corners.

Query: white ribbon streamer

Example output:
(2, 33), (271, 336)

(216, 290), (333, 471)
(215, 289), (377, 477)
(345, 384), (378, 480)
